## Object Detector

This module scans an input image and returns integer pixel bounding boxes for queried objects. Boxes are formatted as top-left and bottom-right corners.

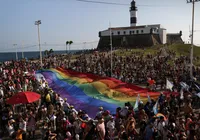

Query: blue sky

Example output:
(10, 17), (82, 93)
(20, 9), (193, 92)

(0, 0), (200, 52)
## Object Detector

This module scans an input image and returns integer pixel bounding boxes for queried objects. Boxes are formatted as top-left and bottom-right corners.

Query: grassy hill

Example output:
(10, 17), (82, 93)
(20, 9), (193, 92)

(168, 44), (200, 57)
(114, 44), (200, 66)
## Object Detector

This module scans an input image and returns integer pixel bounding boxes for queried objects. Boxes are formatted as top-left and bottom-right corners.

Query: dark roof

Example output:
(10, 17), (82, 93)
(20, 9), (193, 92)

(108, 26), (146, 31)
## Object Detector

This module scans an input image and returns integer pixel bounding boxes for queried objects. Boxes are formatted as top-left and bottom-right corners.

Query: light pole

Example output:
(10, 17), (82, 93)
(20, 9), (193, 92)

(109, 22), (113, 77)
(83, 42), (86, 52)
(13, 44), (18, 61)
(21, 41), (24, 59)
(187, 0), (200, 79)
(35, 20), (42, 67)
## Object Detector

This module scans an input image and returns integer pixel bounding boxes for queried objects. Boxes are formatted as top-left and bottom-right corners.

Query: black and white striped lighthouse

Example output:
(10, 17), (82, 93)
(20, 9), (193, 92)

(130, 0), (137, 27)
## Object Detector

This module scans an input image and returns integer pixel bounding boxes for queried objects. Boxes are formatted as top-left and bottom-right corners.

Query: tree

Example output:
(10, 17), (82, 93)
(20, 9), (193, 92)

(44, 50), (49, 57)
(49, 49), (54, 56)
(69, 41), (73, 54)
(66, 41), (69, 54)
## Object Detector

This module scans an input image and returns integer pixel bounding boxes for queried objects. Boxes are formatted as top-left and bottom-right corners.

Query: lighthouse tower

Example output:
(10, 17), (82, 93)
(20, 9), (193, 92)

(130, 0), (137, 27)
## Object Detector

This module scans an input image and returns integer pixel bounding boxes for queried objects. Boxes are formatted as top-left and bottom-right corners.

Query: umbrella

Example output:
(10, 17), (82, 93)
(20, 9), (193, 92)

(154, 113), (167, 121)
(7, 91), (41, 105)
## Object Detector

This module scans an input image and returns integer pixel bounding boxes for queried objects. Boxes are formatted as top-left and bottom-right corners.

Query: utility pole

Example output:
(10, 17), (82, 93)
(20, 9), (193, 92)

(83, 42), (86, 53)
(22, 41), (24, 59)
(35, 20), (42, 67)
(187, 0), (200, 79)
(13, 44), (18, 61)
(109, 22), (113, 77)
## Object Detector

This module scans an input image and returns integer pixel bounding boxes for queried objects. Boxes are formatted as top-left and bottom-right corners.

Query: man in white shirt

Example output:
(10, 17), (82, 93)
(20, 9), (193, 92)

(157, 116), (165, 138)
(120, 106), (128, 118)
(19, 117), (27, 132)
(19, 117), (27, 140)
(7, 120), (15, 137)
(106, 116), (115, 139)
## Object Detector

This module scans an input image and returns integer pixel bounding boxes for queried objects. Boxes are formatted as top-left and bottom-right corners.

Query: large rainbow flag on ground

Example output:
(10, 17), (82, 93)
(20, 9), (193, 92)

(37, 68), (161, 118)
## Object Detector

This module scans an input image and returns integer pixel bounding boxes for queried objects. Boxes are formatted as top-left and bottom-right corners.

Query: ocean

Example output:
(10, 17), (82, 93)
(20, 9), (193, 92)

(0, 50), (81, 62)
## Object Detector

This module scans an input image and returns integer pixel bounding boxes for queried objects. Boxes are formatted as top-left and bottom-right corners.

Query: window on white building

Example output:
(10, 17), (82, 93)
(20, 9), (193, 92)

(129, 31), (132, 35)
(133, 31), (135, 34)
(136, 30), (139, 34)
(141, 30), (144, 33)
(118, 31), (120, 35)
(124, 31), (126, 35)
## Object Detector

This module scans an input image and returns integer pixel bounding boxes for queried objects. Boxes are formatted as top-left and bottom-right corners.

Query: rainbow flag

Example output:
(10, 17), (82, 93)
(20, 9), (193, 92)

(37, 68), (160, 118)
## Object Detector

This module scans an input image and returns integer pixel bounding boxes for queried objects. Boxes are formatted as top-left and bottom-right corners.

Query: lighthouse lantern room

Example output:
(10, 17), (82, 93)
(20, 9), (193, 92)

(130, 0), (137, 27)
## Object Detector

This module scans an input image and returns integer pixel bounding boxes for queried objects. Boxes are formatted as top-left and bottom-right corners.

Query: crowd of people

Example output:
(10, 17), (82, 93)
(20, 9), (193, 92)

(0, 48), (200, 140)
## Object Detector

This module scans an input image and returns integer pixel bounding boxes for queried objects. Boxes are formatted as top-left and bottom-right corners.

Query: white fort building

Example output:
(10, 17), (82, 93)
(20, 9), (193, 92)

(97, 0), (183, 49)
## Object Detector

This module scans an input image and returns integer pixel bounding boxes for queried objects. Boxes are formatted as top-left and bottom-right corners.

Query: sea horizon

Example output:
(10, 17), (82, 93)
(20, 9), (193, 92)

(0, 49), (83, 62)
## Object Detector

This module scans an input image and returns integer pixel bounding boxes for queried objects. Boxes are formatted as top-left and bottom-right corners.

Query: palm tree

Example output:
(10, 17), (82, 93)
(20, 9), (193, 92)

(44, 50), (49, 57)
(68, 41), (73, 54)
(66, 41), (69, 54)
(49, 49), (54, 56)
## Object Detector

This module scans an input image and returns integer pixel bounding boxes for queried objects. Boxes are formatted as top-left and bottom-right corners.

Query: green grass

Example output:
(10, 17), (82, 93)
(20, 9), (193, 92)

(168, 44), (200, 57)
(114, 44), (200, 66)
(115, 44), (200, 57)
(114, 45), (164, 56)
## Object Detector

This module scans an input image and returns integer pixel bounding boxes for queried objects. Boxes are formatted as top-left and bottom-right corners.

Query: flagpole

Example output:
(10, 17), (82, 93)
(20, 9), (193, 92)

(109, 22), (113, 77)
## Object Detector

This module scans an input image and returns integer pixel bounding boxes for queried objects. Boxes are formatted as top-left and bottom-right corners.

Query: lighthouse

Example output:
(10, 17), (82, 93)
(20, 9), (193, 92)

(130, 0), (137, 27)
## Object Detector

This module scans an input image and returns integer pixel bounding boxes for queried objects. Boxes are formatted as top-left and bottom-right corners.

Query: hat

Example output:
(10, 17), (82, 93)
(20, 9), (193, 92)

(64, 98), (67, 101)
(9, 119), (15, 123)
(70, 105), (74, 108)
(99, 107), (103, 110)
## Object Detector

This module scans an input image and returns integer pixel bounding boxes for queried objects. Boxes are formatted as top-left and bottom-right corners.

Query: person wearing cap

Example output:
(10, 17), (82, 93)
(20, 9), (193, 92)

(96, 107), (104, 119)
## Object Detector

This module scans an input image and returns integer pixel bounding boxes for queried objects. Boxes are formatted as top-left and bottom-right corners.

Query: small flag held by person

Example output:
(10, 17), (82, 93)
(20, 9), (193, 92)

(180, 88), (184, 100)
(153, 99), (159, 115)
(196, 92), (200, 98)
(134, 94), (140, 111)
(147, 92), (151, 103)
(180, 82), (189, 91)
(194, 83), (200, 91)
(166, 79), (173, 91)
